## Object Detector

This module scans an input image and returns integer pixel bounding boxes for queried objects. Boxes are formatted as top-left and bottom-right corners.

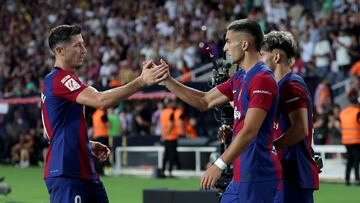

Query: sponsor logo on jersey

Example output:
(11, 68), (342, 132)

(253, 90), (272, 95)
(286, 97), (300, 103)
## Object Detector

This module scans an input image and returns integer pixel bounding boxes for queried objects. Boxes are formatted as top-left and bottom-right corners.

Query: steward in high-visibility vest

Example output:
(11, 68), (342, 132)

(339, 89), (360, 185)
(92, 109), (109, 139)
(340, 106), (360, 145)
(91, 109), (109, 175)
(160, 99), (182, 177)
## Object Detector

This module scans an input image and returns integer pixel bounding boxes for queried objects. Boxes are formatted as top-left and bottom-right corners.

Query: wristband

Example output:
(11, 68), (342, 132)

(214, 158), (227, 170)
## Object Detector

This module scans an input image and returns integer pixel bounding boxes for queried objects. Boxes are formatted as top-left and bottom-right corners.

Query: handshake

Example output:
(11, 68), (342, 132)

(139, 59), (171, 86)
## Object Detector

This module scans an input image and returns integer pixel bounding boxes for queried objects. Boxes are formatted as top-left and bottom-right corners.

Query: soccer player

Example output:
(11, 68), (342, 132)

(261, 31), (319, 203)
(159, 19), (282, 202)
(41, 25), (168, 203)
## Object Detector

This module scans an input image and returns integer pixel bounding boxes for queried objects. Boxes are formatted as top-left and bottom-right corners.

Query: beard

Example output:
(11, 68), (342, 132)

(232, 52), (245, 64)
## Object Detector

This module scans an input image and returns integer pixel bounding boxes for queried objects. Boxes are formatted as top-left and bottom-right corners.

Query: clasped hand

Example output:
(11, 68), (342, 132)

(140, 59), (170, 86)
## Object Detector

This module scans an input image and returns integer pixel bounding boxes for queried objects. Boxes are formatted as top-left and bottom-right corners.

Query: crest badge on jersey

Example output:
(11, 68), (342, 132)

(234, 106), (241, 120)
(64, 78), (81, 92)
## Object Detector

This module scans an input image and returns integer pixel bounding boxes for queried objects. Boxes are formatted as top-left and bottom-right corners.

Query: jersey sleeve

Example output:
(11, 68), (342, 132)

(280, 81), (307, 114)
(53, 71), (88, 102)
(216, 74), (234, 100)
(248, 73), (277, 112)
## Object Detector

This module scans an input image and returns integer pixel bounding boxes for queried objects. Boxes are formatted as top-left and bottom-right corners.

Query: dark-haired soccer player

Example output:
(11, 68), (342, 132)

(261, 31), (319, 203)
(160, 19), (282, 203)
(41, 25), (168, 203)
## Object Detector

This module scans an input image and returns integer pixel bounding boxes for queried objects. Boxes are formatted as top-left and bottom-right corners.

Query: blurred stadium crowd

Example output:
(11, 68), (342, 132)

(1, 0), (360, 167)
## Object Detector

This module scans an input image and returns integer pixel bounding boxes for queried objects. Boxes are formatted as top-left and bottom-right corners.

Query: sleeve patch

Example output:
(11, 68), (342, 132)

(64, 78), (81, 92)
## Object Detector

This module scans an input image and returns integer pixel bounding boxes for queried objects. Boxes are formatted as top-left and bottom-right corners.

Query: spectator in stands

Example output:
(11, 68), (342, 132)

(348, 35), (360, 65)
(184, 116), (198, 139)
(327, 104), (342, 145)
(300, 33), (315, 69)
(0, 68), (5, 97)
(331, 30), (352, 79)
(133, 102), (151, 136)
(339, 89), (360, 185)
(314, 33), (331, 78)
(10, 130), (34, 168)
(314, 77), (333, 114)
(151, 101), (164, 136)
(175, 101), (197, 139)
(350, 61), (360, 76)
(0, 114), (8, 163)
(120, 102), (133, 137)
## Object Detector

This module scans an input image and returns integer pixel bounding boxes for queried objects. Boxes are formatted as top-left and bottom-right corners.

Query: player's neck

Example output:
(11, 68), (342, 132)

(241, 52), (262, 72)
(54, 59), (75, 71)
(274, 64), (291, 82)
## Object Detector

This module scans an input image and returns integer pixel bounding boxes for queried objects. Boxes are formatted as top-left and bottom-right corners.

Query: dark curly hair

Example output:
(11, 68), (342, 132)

(262, 31), (298, 61)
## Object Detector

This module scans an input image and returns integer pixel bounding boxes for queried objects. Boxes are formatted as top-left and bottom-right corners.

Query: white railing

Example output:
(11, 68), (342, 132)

(331, 77), (352, 92)
(114, 146), (216, 176)
(174, 59), (223, 82)
(114, 145), (347, 178)
(313, 145), (346, 158)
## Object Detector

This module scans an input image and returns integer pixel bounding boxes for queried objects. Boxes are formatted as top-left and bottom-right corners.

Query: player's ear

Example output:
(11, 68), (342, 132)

(242, 41), (249, 51)
(55, 45), (65, 56)
(274, 51), (281, 64)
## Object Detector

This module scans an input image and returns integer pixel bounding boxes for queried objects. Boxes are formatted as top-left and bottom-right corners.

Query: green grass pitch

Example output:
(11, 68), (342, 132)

(0, 165), (359, 203)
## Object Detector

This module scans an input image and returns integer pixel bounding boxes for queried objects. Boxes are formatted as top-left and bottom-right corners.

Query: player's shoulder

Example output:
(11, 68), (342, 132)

(251, 70), (276, 85)
(282, 75), (306, 90)
(52, 68), (81, 83)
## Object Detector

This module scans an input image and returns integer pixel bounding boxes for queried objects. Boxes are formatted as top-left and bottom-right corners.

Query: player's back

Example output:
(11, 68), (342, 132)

(41, 67), (97, 180)
(276, 72), (319, 189)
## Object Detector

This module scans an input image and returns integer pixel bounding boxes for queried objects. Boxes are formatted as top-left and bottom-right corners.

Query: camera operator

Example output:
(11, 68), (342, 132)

(159, 19), (282, 203)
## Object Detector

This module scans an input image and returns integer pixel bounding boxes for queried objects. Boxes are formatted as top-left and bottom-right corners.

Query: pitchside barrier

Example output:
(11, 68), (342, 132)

(114, 145), (347, 181)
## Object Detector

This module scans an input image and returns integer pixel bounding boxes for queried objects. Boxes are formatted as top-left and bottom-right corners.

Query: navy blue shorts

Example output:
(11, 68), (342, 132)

(220, 180), (278, 203)
(45, 177), (109, 203)
(274, 181), (314, 203)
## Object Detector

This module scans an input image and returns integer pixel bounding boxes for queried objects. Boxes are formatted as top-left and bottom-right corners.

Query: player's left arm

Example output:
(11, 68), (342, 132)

(274, 82), (309, 150)
(200, 108), (267, 189)
(274, 108), (308, 150)
(200, 73), (276, 189)
(220, 108), (268, 163)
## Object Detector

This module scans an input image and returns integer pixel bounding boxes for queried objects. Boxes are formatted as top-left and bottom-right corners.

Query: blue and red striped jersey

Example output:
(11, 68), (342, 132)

(41, 67), (98, 180)
(275, 72), (319, 189)
(217, 61), (282, 183)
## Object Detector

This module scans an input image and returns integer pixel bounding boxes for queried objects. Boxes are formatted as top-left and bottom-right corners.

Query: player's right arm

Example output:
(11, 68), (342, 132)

(161, 60), (229, 111)
(76, 60), (168, 109)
